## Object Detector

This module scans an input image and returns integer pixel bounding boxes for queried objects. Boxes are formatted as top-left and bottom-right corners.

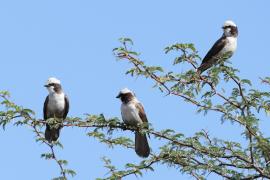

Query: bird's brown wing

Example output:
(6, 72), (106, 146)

(197, 36), (227, 74)
(202, 36), (226, 63)
(63, 95), (69, 119)
(136, 103), (149, 127)
(136, 102), (150, 141)
(43, 95), (49, 120)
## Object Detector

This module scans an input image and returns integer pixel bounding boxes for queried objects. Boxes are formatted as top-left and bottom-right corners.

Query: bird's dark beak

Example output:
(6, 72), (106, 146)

(44, 84), (50, 87)
(116, 93), (121, 98)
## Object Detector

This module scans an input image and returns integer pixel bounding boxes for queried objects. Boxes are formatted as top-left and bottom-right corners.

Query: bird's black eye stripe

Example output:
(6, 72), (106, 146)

(48, 83), (55, 86)
(223, 25), (232, 29)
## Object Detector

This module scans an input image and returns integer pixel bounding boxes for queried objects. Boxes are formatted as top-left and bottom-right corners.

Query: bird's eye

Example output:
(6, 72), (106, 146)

(49, 83), (54, 86)
(223, 25), (232, 29)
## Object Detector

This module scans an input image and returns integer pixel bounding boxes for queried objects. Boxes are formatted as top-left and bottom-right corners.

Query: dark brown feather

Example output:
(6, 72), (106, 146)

(135, 132), (150, 158)
(135, 102), (150, 157)
(197, 36), (226, 74)
(43, 95), (49, 120)
(63, 95), (69, 119)
(136, 103), (148, 123)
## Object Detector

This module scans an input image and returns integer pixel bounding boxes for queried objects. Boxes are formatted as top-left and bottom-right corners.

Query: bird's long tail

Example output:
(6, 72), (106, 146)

(45, 124), (61, 142)
(135, 132), (150, 158)
(197, 62), (212, 75)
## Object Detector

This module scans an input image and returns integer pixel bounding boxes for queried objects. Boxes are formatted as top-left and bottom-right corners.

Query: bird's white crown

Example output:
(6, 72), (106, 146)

(119, 88), (133, 95)
(223, 20), (237, 27)
(46, 77), (61, 85)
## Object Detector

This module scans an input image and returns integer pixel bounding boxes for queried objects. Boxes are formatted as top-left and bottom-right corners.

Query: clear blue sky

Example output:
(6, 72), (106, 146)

(1, 0), (270, 179)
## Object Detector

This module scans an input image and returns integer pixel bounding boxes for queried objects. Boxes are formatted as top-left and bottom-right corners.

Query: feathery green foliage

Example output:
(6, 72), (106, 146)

(1, 38), (270, 179)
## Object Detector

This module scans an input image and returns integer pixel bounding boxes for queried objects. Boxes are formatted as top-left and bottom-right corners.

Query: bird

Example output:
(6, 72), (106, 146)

(116, 88), (150, 158)
(197, 20), (238, 74)
(43, 77), (69, 142)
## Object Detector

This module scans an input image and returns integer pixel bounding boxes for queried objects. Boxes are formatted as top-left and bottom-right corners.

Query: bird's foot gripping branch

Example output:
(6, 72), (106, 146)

(2, 37), (270, 179)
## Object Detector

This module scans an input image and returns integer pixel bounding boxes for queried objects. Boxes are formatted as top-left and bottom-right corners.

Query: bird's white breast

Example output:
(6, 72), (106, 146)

(121, 100), (143, 126)
(221, 37), (237, 54)
(48, 93), (65, 112)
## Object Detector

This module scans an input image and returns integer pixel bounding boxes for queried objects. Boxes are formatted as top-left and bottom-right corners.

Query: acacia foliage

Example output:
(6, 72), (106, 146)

(1, 38), (270, 179)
